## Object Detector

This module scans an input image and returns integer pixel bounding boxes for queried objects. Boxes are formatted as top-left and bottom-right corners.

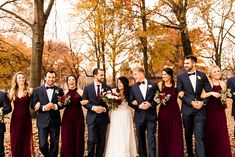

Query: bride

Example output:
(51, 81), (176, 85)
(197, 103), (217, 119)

(105, 76), (137, 157)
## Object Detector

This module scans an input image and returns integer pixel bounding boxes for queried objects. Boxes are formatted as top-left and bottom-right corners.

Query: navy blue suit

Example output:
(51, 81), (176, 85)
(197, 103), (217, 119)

(227, 76), (235, 117)
(129, 80), (158, 157)
(31, 85), (64, 157)
(0, 91), (12, 157)
(177, 70), (211, 157)
(82, 82), (111, 157)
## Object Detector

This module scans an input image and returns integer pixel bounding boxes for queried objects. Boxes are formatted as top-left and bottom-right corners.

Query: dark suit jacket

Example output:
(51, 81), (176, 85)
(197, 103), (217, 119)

(227, 76), (235, 116)
(129, 80), (158, 124)
(31, 85), (64, 128)
(177, 70), (211, 115)
(82, 82), (111, 125)
(0, 91), (12, 133)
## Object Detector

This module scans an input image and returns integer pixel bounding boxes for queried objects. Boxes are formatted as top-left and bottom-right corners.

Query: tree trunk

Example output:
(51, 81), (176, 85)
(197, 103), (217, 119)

(30, 0), (46, 88)
(140, 0), (149, 79)
(180, 28), (192, 57)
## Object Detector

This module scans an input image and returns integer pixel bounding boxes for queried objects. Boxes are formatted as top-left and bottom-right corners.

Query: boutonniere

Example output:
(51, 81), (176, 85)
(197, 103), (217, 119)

(55, 89), (59, 95)
(197, 76), (201, 80)
(148, 85), (153, 89)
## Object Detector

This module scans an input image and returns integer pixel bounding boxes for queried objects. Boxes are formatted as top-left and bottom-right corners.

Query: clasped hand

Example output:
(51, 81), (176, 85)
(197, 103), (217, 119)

(191, 101), (204, 109)
(44, 103), (55, 111)
(93, 106), (105, 114)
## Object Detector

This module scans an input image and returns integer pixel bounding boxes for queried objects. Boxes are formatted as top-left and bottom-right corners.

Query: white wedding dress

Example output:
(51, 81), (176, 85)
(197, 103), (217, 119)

(105, 100), (137, 157)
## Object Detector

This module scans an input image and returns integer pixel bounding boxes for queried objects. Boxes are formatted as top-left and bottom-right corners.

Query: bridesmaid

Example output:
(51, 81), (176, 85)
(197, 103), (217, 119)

(201, 65), (232, 157)
(9, 71), (32, 157)
(157, 68), (184, 157)
(60, 75), (85, 157)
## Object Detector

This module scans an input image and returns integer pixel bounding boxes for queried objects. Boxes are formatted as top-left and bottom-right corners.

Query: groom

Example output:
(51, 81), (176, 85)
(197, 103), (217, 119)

(82, 68), (111, 157)
(31, 71), (64, 157)
(129, 66), (158, 157)
(177, 55), (211, 157)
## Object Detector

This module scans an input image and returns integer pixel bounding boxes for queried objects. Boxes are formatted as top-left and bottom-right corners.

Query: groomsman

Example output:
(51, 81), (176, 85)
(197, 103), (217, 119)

(177, 55), (211, 157)
(82, 68), (111, 157)
(227, 76), (235, 137)
(0, 91), (12, 157)
(31, 71), (64, 157)
(129, 66), (158, 157)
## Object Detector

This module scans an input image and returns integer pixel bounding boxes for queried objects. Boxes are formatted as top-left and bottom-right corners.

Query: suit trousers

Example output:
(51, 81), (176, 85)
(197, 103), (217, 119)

(182, 110), (206, 157)
(87, 119), (108, 157)
(38, 125), (60, 157)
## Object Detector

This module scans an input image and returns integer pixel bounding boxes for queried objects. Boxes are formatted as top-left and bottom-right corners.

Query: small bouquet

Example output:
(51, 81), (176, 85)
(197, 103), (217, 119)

(58, 95), (71, 107)
(101, 89), (122, 110)
(220, 88), (232, 107)
(154, 91), (171, 105)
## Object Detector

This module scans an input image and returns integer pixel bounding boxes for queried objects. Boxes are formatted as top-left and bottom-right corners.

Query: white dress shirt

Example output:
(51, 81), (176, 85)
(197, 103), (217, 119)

(188, 71), (197, 92)
(139, 79), (148, 100)
(42, 85), (58, 111)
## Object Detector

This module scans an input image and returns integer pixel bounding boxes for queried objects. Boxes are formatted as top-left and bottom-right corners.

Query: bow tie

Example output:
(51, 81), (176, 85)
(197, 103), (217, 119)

(137, 81), (145, 85)
(188, 72), (196, 76)
(46, 86), (54, 89)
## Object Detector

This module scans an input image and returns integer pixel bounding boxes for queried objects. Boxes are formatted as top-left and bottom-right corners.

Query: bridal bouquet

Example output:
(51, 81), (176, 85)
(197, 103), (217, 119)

(58, 95), (71, 107)
(154, 91), (171, 105)
(101, 90), (122, 110)
(220, 88), (232, 108)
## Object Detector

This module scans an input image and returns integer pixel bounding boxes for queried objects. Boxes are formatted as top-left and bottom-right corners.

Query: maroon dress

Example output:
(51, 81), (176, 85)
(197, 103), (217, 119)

(60, 88), (85, 157)
(158, 86), (184, 157)
(10, 94), (32, 157)
(204, 85), (232, 157)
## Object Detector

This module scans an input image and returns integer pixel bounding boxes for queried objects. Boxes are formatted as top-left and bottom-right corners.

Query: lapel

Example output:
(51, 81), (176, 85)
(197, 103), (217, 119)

(195, 70), (199, 93)
(51, 86), (59, 102)
(135, 84), (145, 101)
(184, 72), (195, 93)
(42, 85), (50, 102)
(91, 82), (98, 100)
(145, 80), (151, 100)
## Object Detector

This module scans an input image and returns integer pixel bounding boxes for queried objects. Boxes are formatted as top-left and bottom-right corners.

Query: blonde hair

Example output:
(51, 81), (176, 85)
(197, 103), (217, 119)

(9, 71), (30, 102)
(132, 66), (145, 73)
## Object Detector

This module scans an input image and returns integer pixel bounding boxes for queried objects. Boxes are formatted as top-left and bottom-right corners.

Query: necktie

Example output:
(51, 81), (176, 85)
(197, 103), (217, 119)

(137, 81), (145, 85)
(46, 86), (54, 89)
(188, 72), (196, 76)
(97, 85), (101, 100)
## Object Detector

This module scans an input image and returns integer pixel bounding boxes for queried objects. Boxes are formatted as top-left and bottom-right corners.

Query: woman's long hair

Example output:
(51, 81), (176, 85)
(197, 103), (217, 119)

(9, 71), (29, 102)
(162, 67), (175, 89)
(117, 76), (130, 100)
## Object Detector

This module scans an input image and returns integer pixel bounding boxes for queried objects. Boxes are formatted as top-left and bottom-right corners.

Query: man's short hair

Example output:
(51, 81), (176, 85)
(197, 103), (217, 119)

(93, 68), (103, 76)
(132, 66), (145, 73)
(45, 70), (56, 77)
(185, 55), (197, 63)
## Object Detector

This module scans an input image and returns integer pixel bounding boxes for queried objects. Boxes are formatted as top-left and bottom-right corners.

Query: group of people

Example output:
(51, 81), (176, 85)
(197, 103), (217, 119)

(0, 54), (234, 157)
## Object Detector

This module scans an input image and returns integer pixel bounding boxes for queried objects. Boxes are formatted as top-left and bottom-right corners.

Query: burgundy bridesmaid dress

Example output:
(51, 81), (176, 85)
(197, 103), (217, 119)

(158, 86), (184, 157)
(10, 94), (32, 157)
(60, 88), (85, 157)
(204, 85), (232, 157)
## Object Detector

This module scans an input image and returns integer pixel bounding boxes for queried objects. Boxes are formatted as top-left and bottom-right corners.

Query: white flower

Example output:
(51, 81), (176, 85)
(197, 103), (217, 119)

(148, 85), (153, 88)
(55, 89), (59, 94)
(197, 76), (201, 80)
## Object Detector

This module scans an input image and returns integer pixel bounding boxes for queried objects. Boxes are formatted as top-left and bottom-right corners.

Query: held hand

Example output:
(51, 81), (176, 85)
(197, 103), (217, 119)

(44, 104), (51, 111)
(192, 101), (204, 109)
(139, 102), (150, 110)
(132, 100), (138, 106)
(81, 100), (89, 105)
(178, 91), (185, 99)
(211, 92), (221, 98)
(34, 102), (40, 111)
(49, 103), (56, 110)
(98, 106), (105, 113)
